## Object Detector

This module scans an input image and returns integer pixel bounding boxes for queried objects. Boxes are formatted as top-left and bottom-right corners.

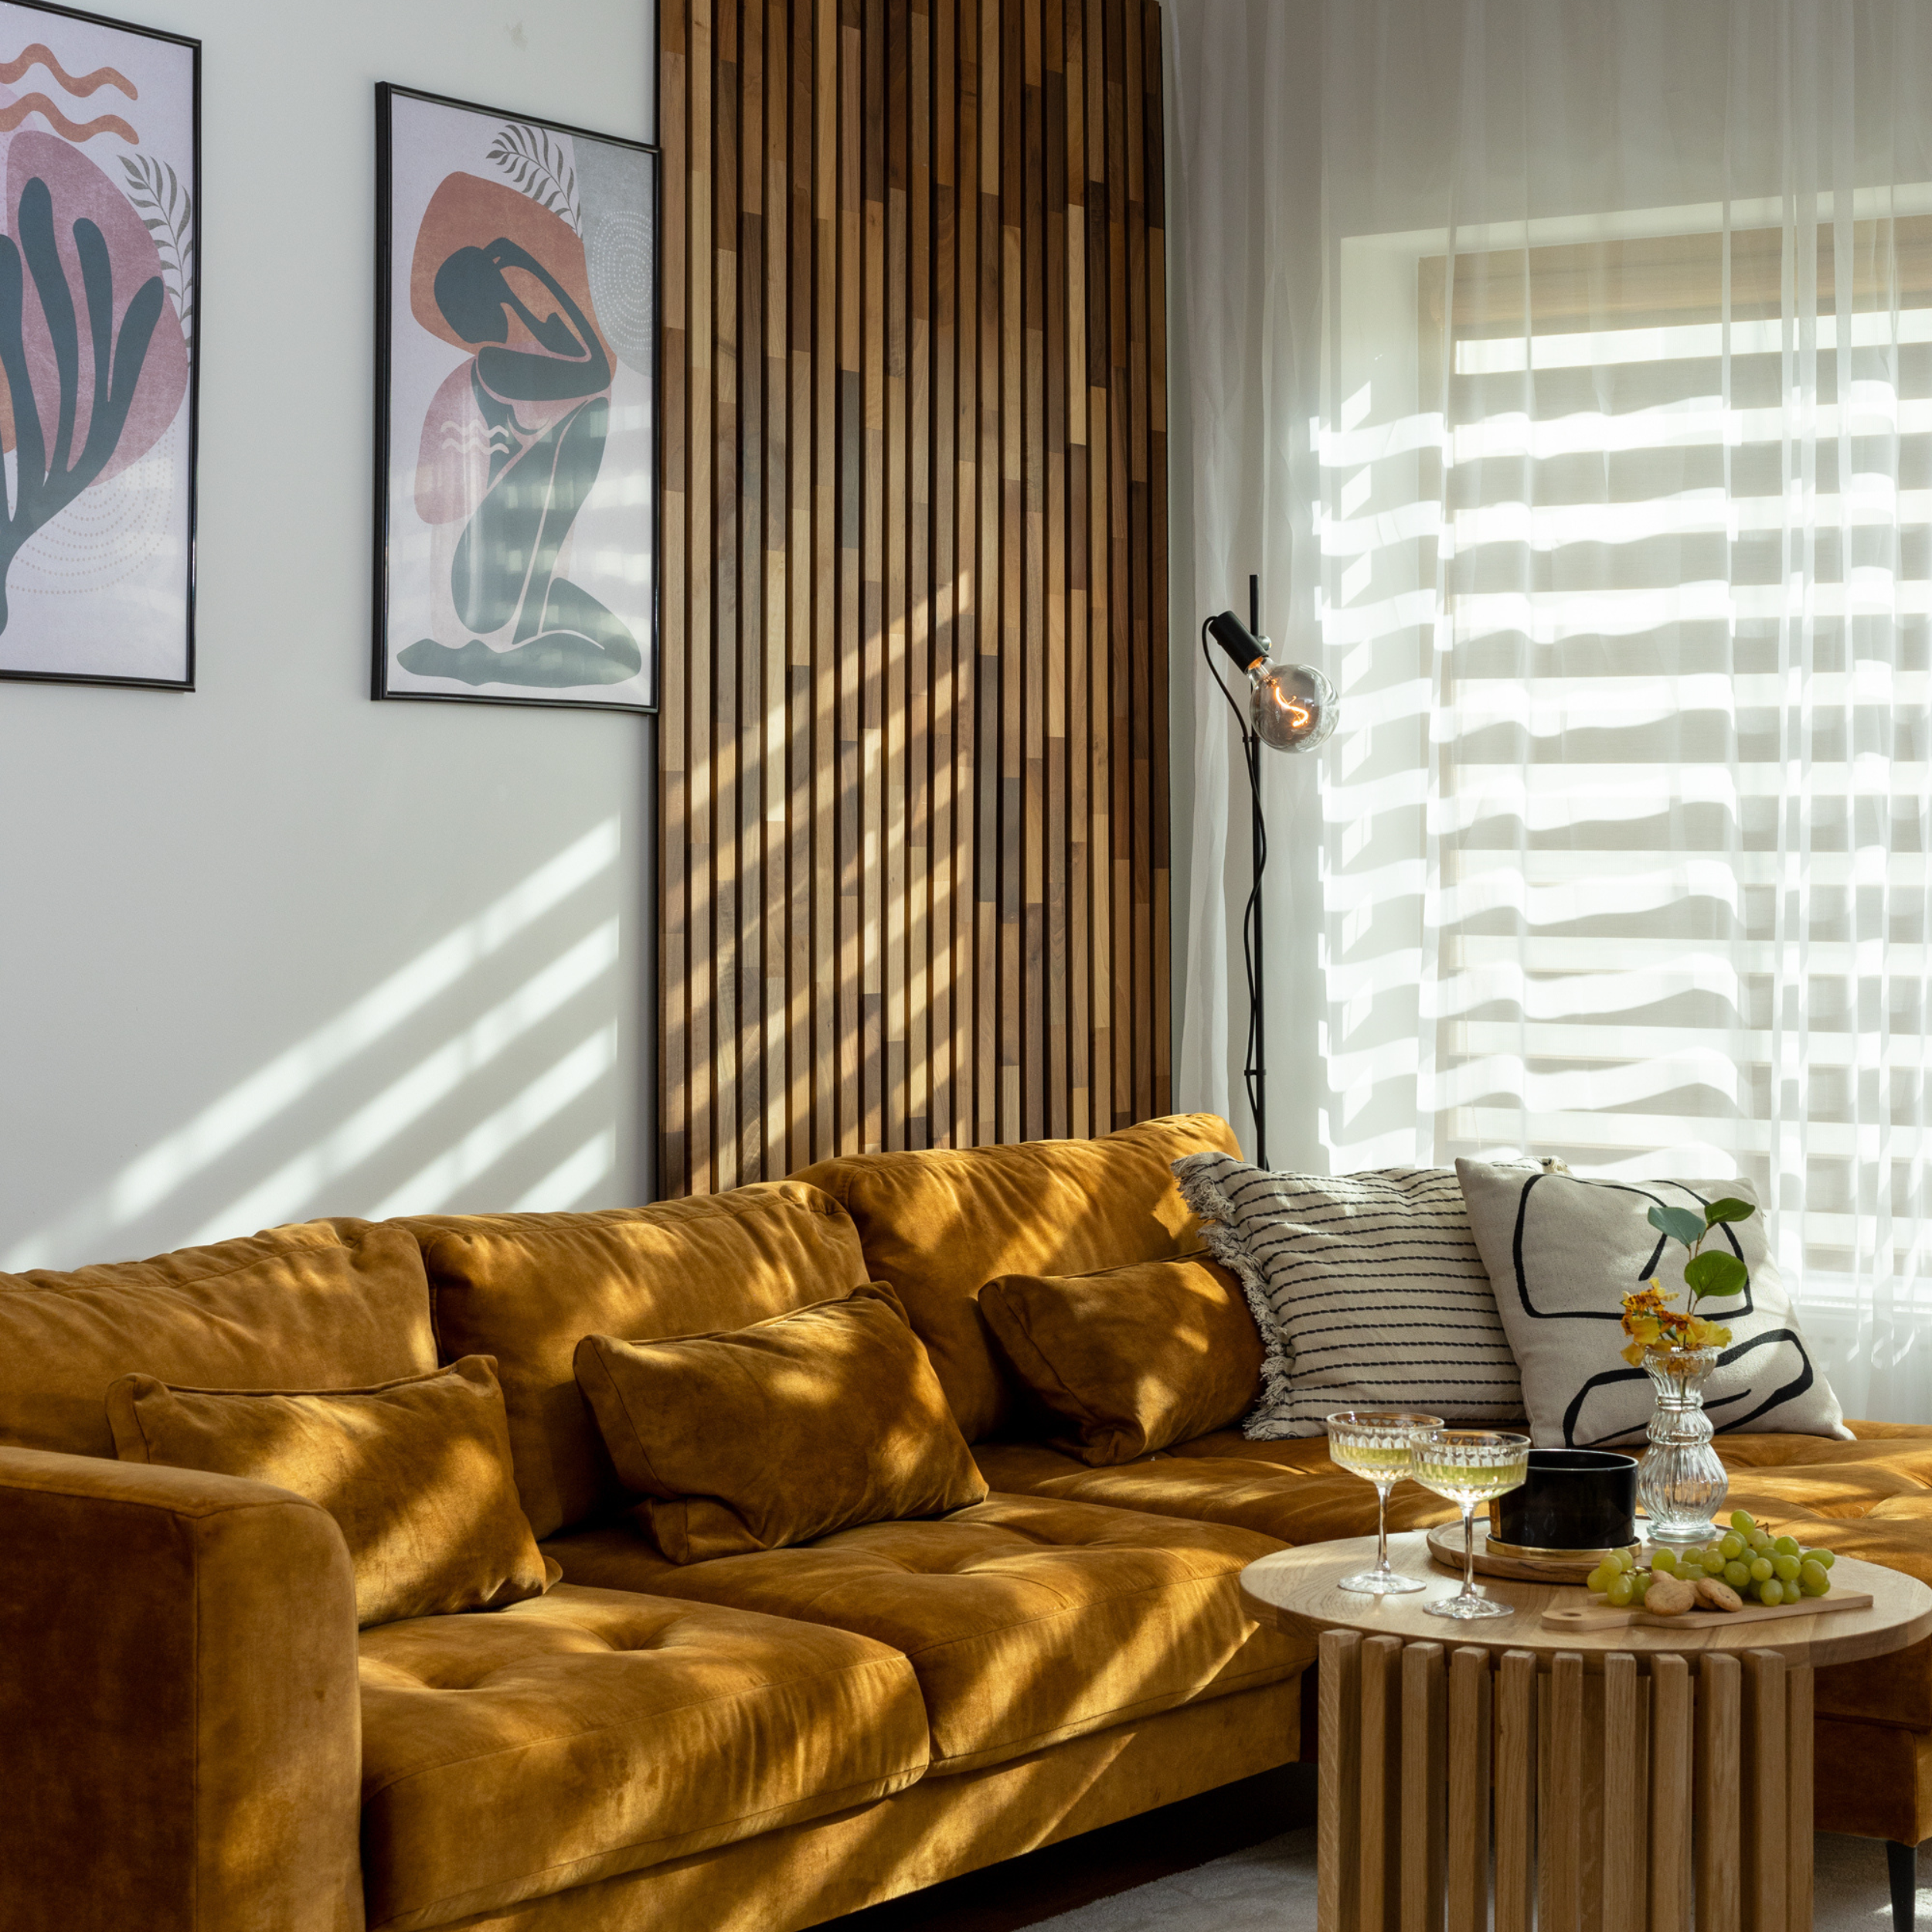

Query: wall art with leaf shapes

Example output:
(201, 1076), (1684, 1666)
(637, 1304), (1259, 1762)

(375, 85), (658, 712)
(0, 0), (197, 691)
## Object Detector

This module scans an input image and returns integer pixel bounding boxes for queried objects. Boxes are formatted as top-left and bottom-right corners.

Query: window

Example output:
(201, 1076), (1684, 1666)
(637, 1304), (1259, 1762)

(1319, 199), (1932, 1411)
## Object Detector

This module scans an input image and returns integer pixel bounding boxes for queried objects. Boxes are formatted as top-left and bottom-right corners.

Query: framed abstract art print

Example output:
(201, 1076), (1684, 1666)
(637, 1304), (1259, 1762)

(0, 1), (198, 691)
(374, 84), (658, 713)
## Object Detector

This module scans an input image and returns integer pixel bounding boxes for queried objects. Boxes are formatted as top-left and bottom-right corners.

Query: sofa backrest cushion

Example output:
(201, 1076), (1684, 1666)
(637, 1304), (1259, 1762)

(793, 1113), (1243, 1440)
(395, 1182), (870, 1538)
(0, 1219), (437, 1461)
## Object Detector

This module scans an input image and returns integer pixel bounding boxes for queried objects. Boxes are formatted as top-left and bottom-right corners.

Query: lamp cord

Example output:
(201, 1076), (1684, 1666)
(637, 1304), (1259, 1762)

(1202, 621), (1268, 1164)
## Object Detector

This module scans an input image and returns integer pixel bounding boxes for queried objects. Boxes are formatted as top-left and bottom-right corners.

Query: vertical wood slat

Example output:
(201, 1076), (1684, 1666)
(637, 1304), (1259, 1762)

(1444, 1647), (1490, 1932)
(861, 0), (886, 1155)
(740, 0), (767, 1189)
(658, 0), (1174, 1191)
(1649, 1654), (1695, 1932)
(1359, 1634), (1404, 1932)
(883, 0), (907, 1151)
(1698, 1652), (1744, 1932)
(1601, 1654), (1644, 1932)
(908, 0), (933, 1148)
(689, 0), (716, 1194)
(1104, 0), (1131, 1130)
(1140, 0), (1169, 1112)
(662, 0), (692, 1194)
(1319, 1628), (1364, 1932)
(1492, 1651), (1536, 1932)
(997, 0), (1021, 1142)
(951, 0), (977, 1151)
(714, 0), (742, 1189)
(809, 0), (837, 1165)
(1786, 1664), (1815, 1932)
(1400, 1642), (1447, 1932)
(1543, 1651), (1585, 1932)
(838, 0), (862, 1151)
(1741, 1651), (1788, 1932)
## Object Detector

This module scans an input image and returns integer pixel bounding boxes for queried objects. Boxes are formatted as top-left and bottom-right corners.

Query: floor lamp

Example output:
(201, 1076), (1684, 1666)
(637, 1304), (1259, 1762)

(1203, 575), (1336, 1167)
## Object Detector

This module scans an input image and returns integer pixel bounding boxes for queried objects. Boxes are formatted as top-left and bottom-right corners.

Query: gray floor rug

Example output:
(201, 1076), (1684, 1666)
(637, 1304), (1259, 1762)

(1030, 1828), (1912, 1930)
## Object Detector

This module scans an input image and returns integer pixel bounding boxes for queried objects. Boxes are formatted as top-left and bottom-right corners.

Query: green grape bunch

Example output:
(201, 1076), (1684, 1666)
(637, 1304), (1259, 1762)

(1587, 1510), (1835, 1611)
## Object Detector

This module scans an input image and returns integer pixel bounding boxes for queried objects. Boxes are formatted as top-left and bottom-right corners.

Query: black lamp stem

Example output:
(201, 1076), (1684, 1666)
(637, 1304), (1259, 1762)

(1247, 574), (1266, 1165)
(1202, 577), (1272, 1168)
(1249, 737), (1267, 1169)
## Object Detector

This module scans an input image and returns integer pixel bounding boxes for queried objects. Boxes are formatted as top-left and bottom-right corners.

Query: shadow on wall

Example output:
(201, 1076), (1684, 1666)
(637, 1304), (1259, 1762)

(3, 819), (630, 1273)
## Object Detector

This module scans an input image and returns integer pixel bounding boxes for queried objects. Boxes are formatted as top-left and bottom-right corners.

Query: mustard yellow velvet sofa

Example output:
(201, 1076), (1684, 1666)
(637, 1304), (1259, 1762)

(4, 1110), (1930, 1932)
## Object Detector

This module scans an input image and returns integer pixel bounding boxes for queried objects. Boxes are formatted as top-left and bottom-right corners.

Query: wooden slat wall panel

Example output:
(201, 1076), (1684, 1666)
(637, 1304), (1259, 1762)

(658, 0), (1171, 1192)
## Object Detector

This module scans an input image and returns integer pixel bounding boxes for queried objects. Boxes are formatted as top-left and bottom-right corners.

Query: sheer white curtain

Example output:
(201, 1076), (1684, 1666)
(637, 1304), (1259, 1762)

(1167, 0), (1932, 1420)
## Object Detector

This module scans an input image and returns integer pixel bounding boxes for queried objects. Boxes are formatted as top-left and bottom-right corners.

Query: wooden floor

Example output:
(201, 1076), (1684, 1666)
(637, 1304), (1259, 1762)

(818, 1764), (1318, 1932)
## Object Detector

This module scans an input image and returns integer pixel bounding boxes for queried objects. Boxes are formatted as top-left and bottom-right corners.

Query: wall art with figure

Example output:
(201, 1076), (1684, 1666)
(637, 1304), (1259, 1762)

(0, 1), (196, 691)
(375, 86), (658, 713)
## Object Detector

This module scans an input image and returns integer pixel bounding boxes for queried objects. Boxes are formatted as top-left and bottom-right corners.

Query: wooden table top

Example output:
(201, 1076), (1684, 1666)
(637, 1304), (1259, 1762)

(1241, 1530), (1932, 1671)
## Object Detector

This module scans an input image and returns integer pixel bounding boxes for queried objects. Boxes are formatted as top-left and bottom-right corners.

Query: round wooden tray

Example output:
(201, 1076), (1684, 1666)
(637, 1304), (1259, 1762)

(1426, 1519), (1645, 1583)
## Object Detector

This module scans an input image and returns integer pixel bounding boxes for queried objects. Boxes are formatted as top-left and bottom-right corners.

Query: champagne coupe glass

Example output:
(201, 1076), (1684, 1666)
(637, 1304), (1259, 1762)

(1409, 1428), (1532, 1619)
(1326, 1410), (1444, 1594)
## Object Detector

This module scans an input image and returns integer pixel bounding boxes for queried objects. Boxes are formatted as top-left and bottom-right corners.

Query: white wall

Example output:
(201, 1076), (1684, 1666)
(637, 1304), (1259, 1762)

(0, 0), (657, 1270)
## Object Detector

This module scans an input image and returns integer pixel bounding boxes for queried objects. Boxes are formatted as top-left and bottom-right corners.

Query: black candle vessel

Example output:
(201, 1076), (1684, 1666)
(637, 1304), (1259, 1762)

(1489, 1447), (1639, 1557)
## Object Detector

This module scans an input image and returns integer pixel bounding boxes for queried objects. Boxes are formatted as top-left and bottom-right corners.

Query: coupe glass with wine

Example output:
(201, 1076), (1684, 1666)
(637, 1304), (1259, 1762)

(1409, 1427), (1533, 1619)
(1325, 1410), (1444, 1594)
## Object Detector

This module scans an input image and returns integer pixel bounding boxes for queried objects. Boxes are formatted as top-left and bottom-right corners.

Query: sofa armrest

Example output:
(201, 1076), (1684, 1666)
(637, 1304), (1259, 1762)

(0, 1447), (363, 1932)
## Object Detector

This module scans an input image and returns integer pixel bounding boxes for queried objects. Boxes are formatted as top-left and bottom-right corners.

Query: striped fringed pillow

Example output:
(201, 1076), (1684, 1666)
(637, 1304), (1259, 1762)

(1172, 1151), (1528, 1440)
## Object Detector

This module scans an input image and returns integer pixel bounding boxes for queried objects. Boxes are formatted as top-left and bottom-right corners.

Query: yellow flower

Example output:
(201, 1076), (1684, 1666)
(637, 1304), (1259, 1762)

(1620, 1308), (1665, 1349)
(1621, 1281), (1671, 1322)
(1618, 1275), (1732, 1366)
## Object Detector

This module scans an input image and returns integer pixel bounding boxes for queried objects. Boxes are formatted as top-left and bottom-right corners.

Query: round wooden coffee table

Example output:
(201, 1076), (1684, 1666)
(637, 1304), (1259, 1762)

(1241, 1530), (1932, 1932)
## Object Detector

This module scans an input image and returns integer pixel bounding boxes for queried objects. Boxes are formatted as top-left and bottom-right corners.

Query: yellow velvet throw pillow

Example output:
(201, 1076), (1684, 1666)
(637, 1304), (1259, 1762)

(575, 1284), (989, 1563)
(106, 1355), (555, 1628)
(978, 1255), (1264, 1464)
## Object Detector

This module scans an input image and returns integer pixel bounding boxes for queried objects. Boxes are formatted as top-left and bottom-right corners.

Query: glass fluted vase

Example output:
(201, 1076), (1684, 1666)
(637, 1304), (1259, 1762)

(1636, 1344), (1726, 1548)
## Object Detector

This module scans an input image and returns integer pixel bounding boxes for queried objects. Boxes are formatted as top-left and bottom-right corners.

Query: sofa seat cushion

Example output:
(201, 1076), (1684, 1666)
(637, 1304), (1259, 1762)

(972, 1436), (1461, 1546)
(546, 1494), (1308, 1777)
(356, 1584), (929, 1932)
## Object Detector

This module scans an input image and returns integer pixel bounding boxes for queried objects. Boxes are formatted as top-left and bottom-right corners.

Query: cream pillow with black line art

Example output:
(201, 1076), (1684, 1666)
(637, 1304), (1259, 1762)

(1454, 1161), (1849, 1450)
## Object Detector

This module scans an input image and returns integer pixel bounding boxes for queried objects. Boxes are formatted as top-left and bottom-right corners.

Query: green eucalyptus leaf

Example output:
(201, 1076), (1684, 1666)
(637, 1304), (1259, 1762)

(1683, 1250), (1748, 1298)
(1703, 1198), (1757, 1226)
(1647, 1203), (1707, 1249)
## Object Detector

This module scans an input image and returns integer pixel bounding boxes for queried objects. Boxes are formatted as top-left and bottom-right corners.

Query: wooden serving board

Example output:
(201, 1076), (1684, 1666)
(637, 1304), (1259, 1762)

(1426, 1520), (1642, 1584)
(1542, 1590), (1872, 1633)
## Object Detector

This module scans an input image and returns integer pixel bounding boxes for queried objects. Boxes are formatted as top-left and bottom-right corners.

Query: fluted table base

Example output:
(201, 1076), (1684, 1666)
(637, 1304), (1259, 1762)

(1315, 1627), (1814, 1932)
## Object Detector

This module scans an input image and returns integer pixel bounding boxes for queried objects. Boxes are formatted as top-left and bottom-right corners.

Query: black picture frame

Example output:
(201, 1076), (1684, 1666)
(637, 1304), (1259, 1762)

(0, 0), (199, 693)
(372, 82), (661, 714)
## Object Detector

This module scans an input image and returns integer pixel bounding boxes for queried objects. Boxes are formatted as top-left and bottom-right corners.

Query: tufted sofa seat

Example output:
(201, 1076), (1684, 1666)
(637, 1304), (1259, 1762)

(546, 1494), (1310, 1779)
(973, 1431), (1464, 1544)
(357, 1586), (928, 1932)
